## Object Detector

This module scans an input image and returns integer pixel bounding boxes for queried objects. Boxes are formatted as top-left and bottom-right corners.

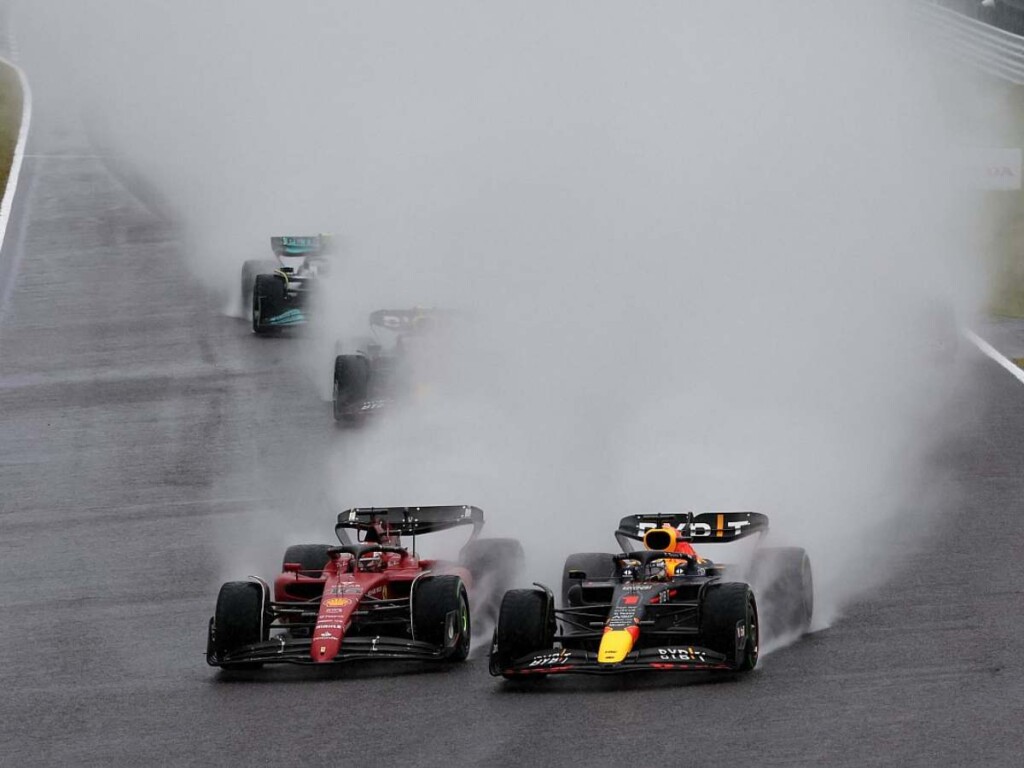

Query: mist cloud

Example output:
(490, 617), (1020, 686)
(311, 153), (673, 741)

(16, 0), (992, 637)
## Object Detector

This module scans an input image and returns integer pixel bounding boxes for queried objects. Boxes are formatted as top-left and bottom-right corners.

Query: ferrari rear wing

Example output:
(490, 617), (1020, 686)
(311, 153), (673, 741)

(615, 511), (768, 551)
(336, 505), (484, 540)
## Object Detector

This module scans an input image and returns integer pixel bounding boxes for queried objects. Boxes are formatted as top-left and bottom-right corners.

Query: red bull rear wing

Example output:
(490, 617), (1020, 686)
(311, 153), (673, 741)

(615, 512), (769, 551)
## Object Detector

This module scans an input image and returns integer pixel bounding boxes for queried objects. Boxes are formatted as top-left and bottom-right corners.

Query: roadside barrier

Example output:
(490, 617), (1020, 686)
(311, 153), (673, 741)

(916, 1), (1024, 84)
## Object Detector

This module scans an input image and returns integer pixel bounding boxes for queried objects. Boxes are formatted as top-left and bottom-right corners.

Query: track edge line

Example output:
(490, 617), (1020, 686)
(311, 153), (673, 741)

(965, 328), (1024, 386)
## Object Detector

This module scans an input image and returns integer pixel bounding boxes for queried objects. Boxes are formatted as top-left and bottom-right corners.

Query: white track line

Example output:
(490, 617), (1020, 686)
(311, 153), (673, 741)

(0, 55), (31, 260)
(965, 329), (1024, 386)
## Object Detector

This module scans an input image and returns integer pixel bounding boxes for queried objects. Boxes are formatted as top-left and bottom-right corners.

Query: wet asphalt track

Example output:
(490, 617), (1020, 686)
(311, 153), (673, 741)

(2, 85), (1024, 768)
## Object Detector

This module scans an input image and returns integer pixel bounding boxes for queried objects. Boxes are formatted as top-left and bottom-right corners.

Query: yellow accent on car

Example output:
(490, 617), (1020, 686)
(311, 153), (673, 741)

(663, 558), (688, 578)
(598, 630), (635, 664)
(643, 526), (678, 551)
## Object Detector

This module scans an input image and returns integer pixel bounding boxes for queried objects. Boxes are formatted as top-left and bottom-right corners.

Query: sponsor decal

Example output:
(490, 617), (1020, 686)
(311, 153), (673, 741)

(622, 595), (640, 606)
(528, 649), (572, 667)
(608, 604), (639, 628)
(657, 647), (708, 663)
(317, 623), (344, 631)
(324, 597), (352, 608)
(329, 584), (362, 596)
(637, 518), (751, 539)
(316, 632), (338, 640)
(958, 148), (1022, 191)
(621, 584), (654, 593)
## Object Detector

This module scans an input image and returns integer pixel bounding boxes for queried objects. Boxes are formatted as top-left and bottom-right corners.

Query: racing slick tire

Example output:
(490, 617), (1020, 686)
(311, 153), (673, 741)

(748, 547), (813, 641)
(699, 582), (758, 672)
(282, 544), (334, 576)
(560, 553), (617, 608)
(332, 354), (370, 423)
(460, 538), (525, 628)
(212, 580), (270, 670)
(490, 588), (556, 678)
(241, 259), (276, 316)
(252, 273), (286, 335)
(412, 575), (471, 662)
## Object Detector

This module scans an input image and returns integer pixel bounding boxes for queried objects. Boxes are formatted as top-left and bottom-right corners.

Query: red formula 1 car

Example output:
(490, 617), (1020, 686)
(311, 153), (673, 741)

(207, 505), (523, 670)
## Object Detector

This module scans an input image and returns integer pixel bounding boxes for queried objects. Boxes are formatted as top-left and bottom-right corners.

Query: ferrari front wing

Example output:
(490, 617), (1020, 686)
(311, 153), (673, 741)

(207, 623), (456, 667)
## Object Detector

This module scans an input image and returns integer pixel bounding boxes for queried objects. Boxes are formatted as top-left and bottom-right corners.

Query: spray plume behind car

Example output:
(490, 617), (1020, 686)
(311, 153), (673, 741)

(16, 1), (999, 649)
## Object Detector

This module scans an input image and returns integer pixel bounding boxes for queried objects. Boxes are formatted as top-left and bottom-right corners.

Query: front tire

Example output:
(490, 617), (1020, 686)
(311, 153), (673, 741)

(212, 581), (269, 669)
(700, 582), (758, 672)
(412, 575), (471, 661)
(490, 588), (555, 678)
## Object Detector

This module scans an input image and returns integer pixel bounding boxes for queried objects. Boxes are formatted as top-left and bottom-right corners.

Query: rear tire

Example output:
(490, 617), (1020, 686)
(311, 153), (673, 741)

(700, 582), (758, 672)
(241, 260), (276, 316)
(282, 544), (333, 576)
(213, 581), (269, 669)
(490, 588), (555, 678)
(748, 547), (813, 641)
(333, 355), (370, 422)
(560, 552), (617, 608)
(253, 274), (286, 335)
(412, 575), (471, 661)
(460, 538), (525, 629)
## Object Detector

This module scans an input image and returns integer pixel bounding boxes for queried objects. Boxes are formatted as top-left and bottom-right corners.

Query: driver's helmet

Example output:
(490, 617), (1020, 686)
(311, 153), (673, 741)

(359, 551), (384, 572)
(645, 557), (688, 581)
(646, 558), (669, 581)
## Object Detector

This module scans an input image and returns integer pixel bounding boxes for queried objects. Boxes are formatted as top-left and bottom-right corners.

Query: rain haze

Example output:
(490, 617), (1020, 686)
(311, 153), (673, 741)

(13, 0), (991, 638)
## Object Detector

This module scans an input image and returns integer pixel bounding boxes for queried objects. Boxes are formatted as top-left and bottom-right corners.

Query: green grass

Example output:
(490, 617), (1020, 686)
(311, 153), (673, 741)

(0, 60), (23, 205)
